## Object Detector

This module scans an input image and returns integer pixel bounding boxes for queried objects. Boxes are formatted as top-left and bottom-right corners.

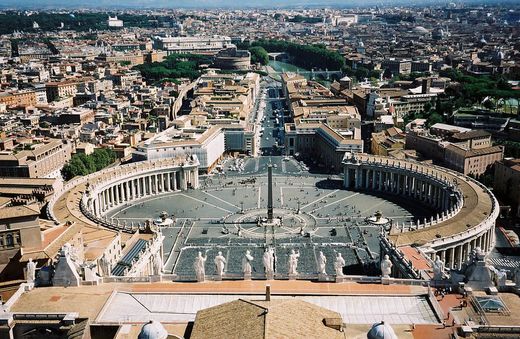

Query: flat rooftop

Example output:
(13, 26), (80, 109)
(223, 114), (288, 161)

(97, 291), (439, 325)
(9, 280), (431, 324)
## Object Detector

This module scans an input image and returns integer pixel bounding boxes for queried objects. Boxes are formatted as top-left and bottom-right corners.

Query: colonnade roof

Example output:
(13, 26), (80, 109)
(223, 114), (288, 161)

(50, 158), (194, 250)
(345, 154), (495, 248)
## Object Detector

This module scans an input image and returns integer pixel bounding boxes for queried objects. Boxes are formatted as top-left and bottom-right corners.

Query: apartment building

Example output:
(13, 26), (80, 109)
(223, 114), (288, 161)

(406, 127), (503, 176)
(382, 58), (412, 75)
(494, 158), (520, 216)
(371, 127), (405, 156)
(0, 139), (73, 178)
(0, 90), (37, 107)
(45, 81), (78, 103)
(285, 122), (363, 172)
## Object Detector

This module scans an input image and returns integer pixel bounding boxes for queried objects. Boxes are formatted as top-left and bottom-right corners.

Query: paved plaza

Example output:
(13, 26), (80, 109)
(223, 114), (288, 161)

(107, 156), (434, 278)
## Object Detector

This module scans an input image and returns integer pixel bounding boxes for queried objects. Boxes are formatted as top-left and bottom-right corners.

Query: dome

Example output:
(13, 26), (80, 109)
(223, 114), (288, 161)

(138, 320), (168, 339)
(412, 26), (429, 34)
(367, 321), (398, 339)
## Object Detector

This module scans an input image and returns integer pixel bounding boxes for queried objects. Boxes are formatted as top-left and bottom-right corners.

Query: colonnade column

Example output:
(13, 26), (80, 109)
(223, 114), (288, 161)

(193, 169), (199, 188)
(110, 186), (114, 206)
(456, 245), (463, 269)
(449, 247), (455, 269)
(165, 173), (171, 191)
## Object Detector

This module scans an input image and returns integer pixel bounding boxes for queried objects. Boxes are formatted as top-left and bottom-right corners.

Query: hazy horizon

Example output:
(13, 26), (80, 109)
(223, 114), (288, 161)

(0, 0), (517, 10)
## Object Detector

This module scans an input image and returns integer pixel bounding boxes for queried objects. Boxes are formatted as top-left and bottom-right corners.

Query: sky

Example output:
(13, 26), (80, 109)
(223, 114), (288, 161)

(0, 0), (514, 9)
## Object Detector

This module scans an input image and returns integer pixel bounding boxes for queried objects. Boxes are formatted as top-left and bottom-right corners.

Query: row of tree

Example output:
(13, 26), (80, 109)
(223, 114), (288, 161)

(0, 12), (175, 34)
(246, 39), (345, 70)
(440, 69), (520, 107)
(62, 148), (116, 181)
(133, 53), (212, 83)
(287, 15), (323, 23)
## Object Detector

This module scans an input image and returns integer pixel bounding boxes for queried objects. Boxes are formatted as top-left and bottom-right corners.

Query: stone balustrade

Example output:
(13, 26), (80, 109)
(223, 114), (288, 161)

(47, 157), (200, 233)
(342, 153), (499, 270)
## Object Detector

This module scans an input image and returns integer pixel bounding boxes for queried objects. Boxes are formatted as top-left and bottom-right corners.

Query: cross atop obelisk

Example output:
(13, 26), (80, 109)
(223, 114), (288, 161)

(267, 162), (273, 222)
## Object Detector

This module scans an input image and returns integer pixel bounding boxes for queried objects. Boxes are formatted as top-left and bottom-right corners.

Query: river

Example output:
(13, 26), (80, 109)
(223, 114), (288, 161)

(267, 60), (332, 88)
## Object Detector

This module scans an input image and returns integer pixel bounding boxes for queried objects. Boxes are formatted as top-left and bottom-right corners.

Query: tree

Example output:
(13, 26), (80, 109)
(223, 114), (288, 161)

(61, 148), (116, 180)
(61, 156), (89, 180)
(133, 53), (211, 83)
(250, 39), (345, 70)
(427, 112), (443, 127)
(423, 102), (432, 113)
(248, 46), (269, 65)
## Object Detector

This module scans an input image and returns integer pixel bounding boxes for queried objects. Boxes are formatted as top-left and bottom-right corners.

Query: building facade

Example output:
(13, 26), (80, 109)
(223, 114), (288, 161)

(493, 158), (520, 216)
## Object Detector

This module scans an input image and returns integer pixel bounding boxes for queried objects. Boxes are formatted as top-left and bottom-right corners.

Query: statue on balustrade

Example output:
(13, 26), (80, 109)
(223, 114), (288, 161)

(263, 247), (274, 276)
(432, 255), (445, 281)
(194, 251), (207, 282)
(381, 254), (393, 278)
(288, 249), (300, 276)
(317, 251), (327, 275)
(26, 258), (36, 283)
(99, 254), (110, 276)
(334, 253), (345, 277)
(153, 251), (163, 275)
(214, 251), (226, 277)
(242, 250), (254, 275)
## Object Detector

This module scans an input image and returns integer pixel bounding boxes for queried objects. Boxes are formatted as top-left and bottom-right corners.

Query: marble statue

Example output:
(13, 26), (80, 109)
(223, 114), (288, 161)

(493, 267), (507, 287)
(194, 251), (207, 282)
(317, 251), (327, 275)
(26, 258), (36, 283)
(214, 251), (226, 277)
(153, 251), (163, 275)
(242, 250), (254, 275)
(381, 254), (393, 278)
(99, 254), (110, 276)
(334, 253), (345, 276)
(263, 247), (274, 275)
(288, 249), (300, 276)
(514, 267), (520, 287)
(432, 255), (445, 280)
(61, 243), (72, 258)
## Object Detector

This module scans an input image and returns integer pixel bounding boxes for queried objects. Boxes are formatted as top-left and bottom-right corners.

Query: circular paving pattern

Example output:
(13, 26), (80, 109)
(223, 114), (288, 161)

(223, 207), (317, 239)
(105, 156), (435, 277)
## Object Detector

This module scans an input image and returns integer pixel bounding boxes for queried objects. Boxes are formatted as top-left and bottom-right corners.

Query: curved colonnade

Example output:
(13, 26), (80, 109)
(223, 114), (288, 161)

(47, 157), (199, 233)
(342, 153), (499, 270)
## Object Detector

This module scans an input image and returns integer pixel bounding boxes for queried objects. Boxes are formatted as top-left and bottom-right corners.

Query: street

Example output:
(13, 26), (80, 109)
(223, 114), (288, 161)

(255, 78), (288, 156)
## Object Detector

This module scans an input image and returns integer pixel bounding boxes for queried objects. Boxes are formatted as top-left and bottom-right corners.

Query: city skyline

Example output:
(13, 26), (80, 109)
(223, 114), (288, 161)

(0, 0), (518, 9)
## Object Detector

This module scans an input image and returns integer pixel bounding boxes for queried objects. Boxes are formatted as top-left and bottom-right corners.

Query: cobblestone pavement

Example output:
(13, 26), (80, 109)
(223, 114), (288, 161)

(108, 156), (433, 277)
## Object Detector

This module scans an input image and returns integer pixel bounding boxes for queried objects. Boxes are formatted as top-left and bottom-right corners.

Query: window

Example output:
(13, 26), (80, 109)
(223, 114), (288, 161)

(6, 234), (13, 247)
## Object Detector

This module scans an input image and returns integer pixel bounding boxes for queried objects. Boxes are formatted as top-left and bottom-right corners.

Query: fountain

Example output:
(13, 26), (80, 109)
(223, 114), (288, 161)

(154, 211), (174, 227)
(366, 210), (389, 225)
